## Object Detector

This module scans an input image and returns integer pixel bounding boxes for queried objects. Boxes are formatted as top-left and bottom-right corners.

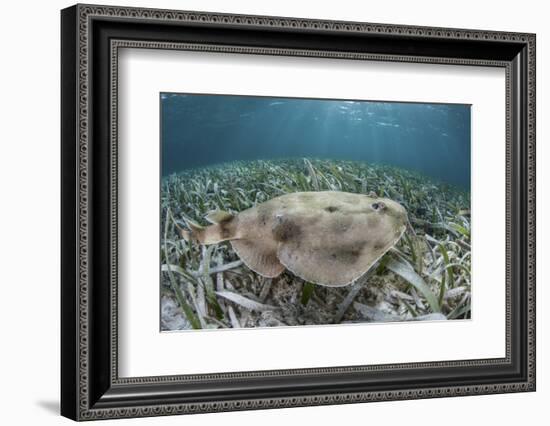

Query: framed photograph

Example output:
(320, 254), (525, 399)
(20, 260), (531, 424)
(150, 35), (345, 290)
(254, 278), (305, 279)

(61, 4), (536, 421)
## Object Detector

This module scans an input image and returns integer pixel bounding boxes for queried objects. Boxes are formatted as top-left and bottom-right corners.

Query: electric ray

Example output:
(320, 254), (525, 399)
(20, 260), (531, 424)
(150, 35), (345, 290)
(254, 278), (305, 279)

(180, 191), (408, 287)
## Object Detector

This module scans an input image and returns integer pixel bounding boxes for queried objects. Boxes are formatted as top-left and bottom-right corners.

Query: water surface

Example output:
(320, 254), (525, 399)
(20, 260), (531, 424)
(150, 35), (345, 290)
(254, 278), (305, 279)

(161, 93), (471, 188)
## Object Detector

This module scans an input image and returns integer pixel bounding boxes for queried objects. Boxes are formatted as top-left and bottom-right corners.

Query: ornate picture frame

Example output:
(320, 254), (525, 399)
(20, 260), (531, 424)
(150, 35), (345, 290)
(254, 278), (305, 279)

(61, 4), (535, 421)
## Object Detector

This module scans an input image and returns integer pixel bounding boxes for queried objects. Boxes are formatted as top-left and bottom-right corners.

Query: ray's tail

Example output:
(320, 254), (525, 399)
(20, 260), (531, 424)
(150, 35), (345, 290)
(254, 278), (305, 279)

(178, 220), (205, 243)
(179, 210), (236, 245)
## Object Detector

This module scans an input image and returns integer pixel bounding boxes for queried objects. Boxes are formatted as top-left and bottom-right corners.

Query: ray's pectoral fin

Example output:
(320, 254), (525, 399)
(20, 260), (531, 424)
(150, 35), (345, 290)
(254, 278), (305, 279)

(230, 239), (285, 278)
(277, 240), (376, 287)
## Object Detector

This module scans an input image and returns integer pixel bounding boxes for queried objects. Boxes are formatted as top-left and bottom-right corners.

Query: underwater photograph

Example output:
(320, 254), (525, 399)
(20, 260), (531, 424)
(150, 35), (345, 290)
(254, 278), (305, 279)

(160, 93), (471, 331)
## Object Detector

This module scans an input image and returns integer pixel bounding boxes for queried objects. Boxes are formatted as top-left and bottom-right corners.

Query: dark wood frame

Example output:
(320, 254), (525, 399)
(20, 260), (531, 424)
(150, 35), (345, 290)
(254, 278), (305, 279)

(61, 3), (536, 421)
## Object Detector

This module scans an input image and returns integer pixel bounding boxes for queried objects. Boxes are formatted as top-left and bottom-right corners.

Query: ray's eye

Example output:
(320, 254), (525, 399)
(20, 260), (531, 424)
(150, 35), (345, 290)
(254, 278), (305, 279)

(372, 202), (386, 211)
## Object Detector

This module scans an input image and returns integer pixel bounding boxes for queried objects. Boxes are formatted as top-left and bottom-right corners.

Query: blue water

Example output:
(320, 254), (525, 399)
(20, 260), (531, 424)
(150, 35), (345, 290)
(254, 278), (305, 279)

(161, 93), (471, 189)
